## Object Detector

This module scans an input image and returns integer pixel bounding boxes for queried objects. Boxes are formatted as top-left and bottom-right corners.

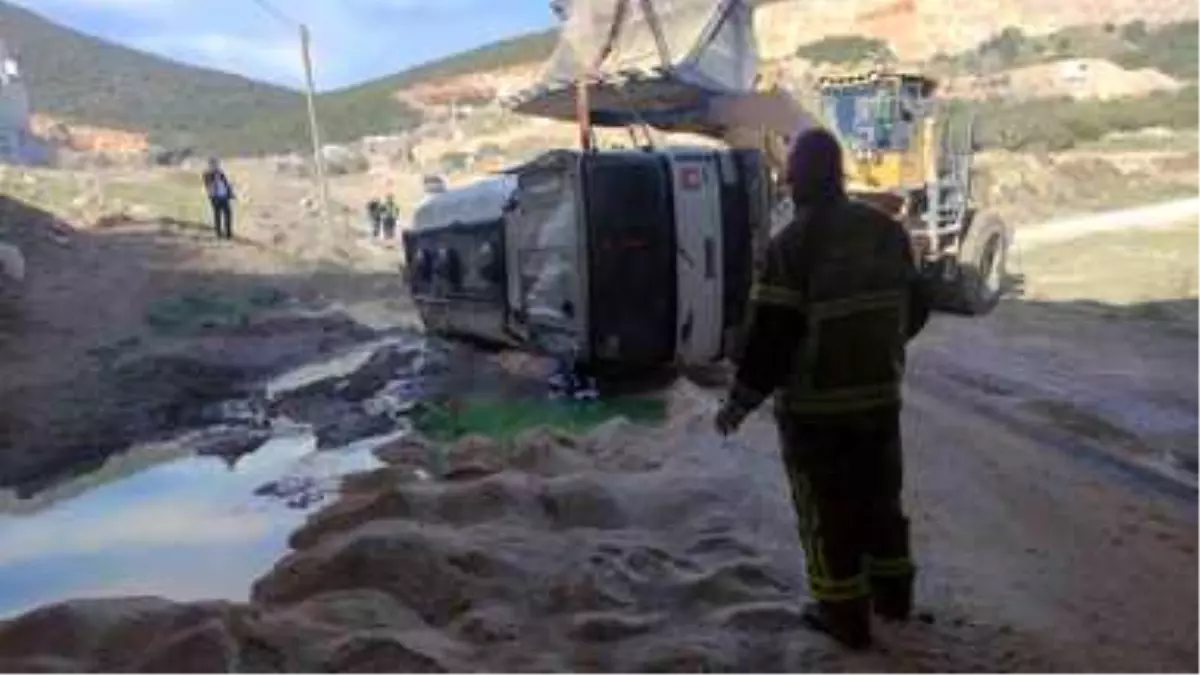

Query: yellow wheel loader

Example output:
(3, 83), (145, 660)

(812, 67), (1009, 314)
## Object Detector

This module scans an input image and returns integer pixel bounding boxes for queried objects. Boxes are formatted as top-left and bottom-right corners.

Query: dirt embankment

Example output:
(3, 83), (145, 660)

(29, 114), (150, 157)
(973, 148), (1199, 225)
(943, 58), (1183, 102)
(0, 174), (415, 494)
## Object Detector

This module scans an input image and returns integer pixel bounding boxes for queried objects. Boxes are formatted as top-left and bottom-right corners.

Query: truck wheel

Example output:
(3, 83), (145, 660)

(940, 213), (1009, 316)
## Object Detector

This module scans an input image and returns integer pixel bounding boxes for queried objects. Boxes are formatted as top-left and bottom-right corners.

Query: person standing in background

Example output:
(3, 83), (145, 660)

(366, 198), (383, 239)
(381, 194), (400, 241)
(202, 158), (236, 240)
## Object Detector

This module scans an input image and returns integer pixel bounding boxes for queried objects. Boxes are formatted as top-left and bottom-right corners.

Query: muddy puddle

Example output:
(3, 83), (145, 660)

(0, 426), (399, 619)
(0, 334), (671, 620)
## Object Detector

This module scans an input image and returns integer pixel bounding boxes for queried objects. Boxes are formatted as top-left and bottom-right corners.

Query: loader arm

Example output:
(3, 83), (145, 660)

(506, 1), (824, 226)
(643, 84), (818, 184)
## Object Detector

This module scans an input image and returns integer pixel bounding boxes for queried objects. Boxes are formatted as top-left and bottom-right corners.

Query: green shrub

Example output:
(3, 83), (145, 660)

(1114, 20), (1198, 79)
(796, 36), (894, 64)
(144, 287), (287, 335)
(979, 27), (1028, 68)
(972, 86), (1199, 151)
(439, 151), (471, 172)
(1121, 21), (1149, 42)
(412, 395), (667, 443)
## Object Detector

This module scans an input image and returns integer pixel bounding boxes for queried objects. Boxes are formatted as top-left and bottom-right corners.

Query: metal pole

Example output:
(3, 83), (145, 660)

(299, 24), (332, 238)
(573, 0), (593, 151)
(576, 75), (592, 151)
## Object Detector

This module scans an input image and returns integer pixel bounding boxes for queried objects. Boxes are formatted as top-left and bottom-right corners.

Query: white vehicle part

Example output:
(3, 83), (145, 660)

(510, 164), (587, 358)
(667, 150), (724, 365)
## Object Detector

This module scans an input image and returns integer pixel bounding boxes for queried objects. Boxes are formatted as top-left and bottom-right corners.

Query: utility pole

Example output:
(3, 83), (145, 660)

(299, 24), (332, 241)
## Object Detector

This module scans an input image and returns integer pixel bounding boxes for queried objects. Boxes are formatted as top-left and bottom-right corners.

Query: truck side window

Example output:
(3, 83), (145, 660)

(444, 248), (463, 291)
(478, 242), (503, 285)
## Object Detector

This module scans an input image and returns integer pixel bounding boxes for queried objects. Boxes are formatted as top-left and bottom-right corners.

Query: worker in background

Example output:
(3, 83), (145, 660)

(714, 127), (932, 650)
(381, 194), (400, 241)
(366, 197), (383, 239)
(202, 158), (235, 240)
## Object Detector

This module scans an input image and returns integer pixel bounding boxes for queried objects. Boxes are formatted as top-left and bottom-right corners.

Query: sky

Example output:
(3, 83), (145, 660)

(9, 0), (558, 91)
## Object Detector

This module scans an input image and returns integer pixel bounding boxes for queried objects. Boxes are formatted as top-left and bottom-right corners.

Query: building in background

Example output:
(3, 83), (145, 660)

(0, 37), (45, 166)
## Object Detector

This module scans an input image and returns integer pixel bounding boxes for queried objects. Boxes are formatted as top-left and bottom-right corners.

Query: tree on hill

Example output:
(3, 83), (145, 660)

(795, 36), (894, 65)
(1114, 20), (1198, 80)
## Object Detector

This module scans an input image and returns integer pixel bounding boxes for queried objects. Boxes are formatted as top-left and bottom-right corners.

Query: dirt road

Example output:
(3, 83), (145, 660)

(895, 382), (1194, 671)
(1017, 197), (1199, 248)
(707, 292), (1198, 670)
(918, 304), (1196, 665)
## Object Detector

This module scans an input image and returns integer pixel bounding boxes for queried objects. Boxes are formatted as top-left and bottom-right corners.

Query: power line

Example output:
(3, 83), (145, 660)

(248, 0), (297, 27)
(245, 0), (333, 240)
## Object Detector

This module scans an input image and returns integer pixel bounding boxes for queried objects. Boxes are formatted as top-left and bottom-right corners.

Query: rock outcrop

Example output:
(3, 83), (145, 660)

(29, 114), (150, 157)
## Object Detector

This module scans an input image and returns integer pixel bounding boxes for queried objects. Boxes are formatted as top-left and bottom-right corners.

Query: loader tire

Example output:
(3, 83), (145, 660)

(939, 213), (1009, 316)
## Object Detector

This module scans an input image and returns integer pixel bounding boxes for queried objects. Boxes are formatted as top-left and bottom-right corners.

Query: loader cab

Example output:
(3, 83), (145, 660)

(817, 71), (938, 191)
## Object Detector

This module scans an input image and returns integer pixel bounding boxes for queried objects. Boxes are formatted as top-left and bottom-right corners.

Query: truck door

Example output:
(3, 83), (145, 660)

(503, 209), (528, 343)
(509, 156), (588, 359)
(668, 152), (725, 365)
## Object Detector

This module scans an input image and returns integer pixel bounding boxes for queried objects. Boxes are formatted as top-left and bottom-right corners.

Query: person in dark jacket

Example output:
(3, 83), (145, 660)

(715, 127), (932, 650)
(367, 198), (383, 238)
(202, 158), (236, 240)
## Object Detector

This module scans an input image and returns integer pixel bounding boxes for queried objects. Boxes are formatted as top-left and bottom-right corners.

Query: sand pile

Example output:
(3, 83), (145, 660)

(0, 382), (1063, 672)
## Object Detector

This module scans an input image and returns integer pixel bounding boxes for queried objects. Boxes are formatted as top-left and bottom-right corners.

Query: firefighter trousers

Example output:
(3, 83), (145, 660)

(776, 404), (915, 619)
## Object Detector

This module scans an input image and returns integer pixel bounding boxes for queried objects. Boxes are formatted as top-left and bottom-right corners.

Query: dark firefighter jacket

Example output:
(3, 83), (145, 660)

(728, 198), (932, 420)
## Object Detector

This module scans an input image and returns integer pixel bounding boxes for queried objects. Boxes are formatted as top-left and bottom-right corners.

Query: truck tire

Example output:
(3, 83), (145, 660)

(939, 212), (1009, 316)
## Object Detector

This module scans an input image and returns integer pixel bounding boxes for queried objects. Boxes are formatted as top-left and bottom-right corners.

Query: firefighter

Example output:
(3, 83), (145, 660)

(714, 127), (932, 649)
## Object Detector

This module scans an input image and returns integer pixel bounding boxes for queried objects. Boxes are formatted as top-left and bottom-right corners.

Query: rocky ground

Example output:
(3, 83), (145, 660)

(0, 173), (414, 494)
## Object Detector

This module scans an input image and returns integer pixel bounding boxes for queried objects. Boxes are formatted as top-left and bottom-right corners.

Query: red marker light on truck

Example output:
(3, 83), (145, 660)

(680, 167), (702, 189)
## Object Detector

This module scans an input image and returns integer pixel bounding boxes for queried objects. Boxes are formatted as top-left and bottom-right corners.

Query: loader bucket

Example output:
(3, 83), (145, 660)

(507, 0), (759, 131)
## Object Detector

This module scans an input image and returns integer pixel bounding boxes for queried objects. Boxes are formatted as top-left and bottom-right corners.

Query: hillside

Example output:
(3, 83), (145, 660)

(5, 0), (1197, 158)
(0, 1), (301, 155)
(0, 0), (422, 157)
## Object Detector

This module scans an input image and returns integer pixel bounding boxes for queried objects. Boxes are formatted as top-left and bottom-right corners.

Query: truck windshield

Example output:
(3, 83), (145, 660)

(821, 82), (912, 152)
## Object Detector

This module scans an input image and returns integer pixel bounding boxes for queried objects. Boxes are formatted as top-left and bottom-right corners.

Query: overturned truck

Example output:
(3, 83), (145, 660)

(404, 146), (769, 372)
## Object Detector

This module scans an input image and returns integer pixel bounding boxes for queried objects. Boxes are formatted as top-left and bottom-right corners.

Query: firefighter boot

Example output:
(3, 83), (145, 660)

(870, 571), (914, 621)
(800, 599), (872, 650)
